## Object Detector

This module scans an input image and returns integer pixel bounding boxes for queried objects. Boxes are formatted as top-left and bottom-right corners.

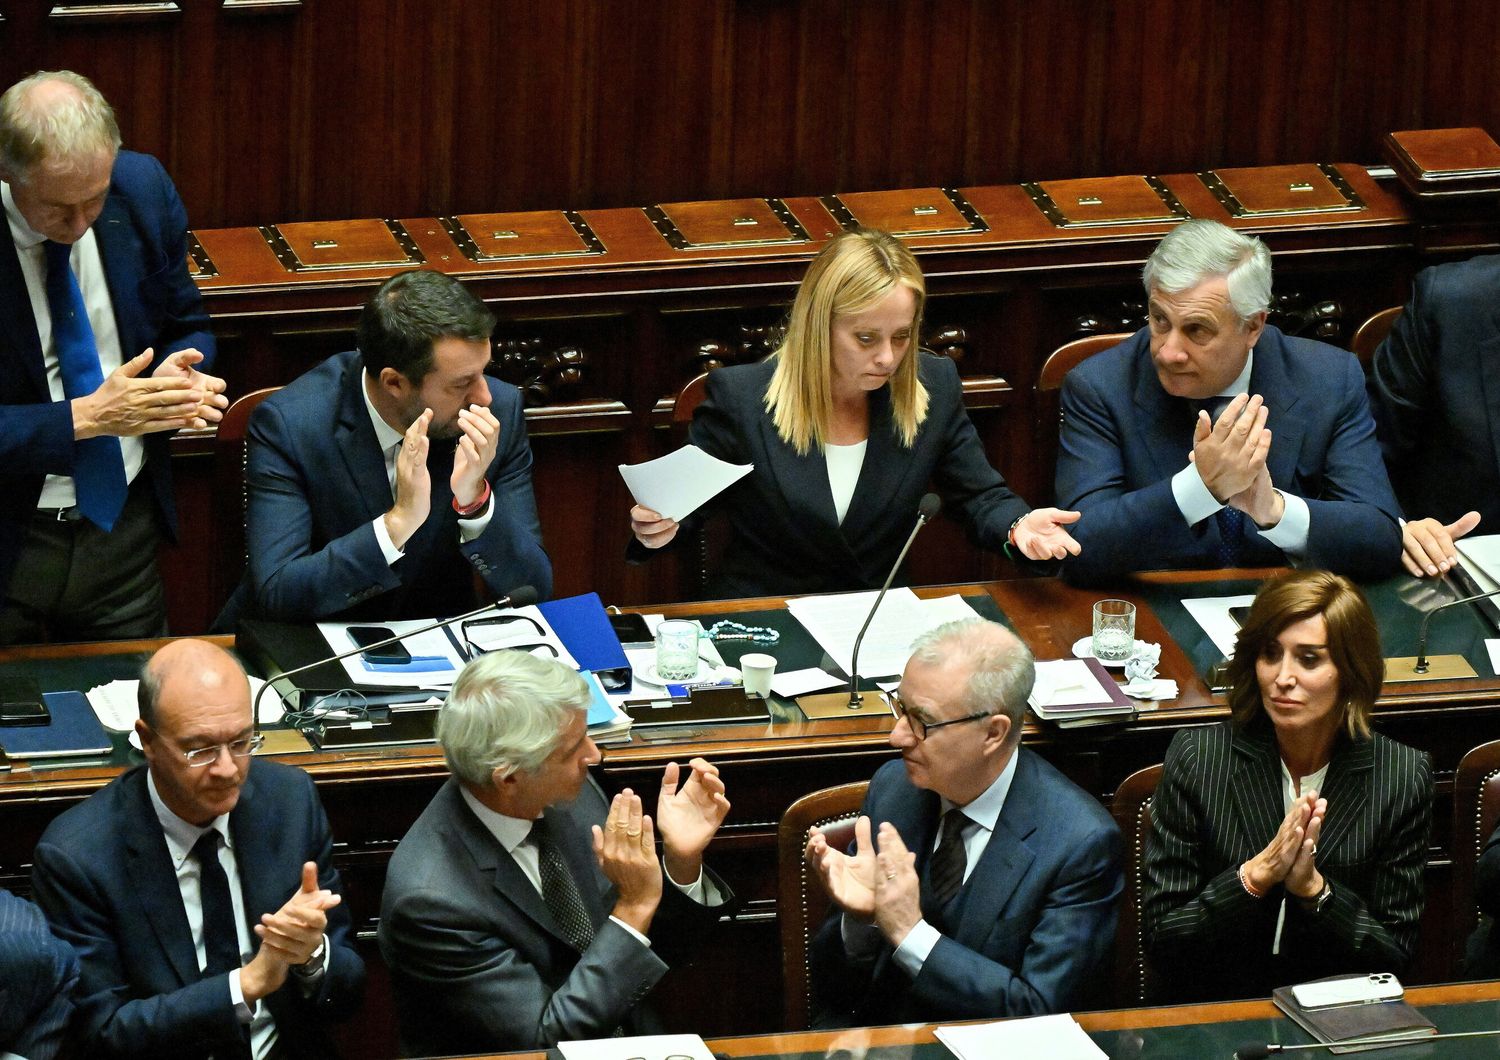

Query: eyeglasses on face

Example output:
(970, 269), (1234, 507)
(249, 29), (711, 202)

(888, 692), (995, 741)
(170, 733), (265, 768)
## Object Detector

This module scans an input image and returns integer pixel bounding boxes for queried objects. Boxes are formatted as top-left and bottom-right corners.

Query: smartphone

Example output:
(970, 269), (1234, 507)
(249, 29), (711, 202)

(0, 675), (49, 727)
(1228, 606), (1252, 629)
(1291, 973), (1403, 1010)
(347, 625), (411, 665)
(608, 612), (653, 646)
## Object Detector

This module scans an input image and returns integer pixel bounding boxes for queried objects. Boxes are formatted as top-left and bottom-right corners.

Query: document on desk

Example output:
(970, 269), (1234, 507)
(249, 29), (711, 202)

(1457, 534), (1500, 591)
(786, 590), (980, 677)
(317, 621), (468, 688)
(1182, 593), (1257, 658)
(936, 1013), (1106, 1060)
(458, 604), (579, 668)
(87, 676), (275, 728)
(559, 1032), (715, 1060)
(619, 444), (752, 522)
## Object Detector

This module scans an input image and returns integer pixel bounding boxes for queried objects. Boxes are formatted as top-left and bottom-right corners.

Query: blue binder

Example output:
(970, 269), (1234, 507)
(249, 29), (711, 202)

(538, 592), (632, 691)
(0, 691), (113, 759)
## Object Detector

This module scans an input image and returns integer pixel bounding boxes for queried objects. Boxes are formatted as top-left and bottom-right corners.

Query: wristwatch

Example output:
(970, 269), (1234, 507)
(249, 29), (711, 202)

(1300, 879), (1333, 914)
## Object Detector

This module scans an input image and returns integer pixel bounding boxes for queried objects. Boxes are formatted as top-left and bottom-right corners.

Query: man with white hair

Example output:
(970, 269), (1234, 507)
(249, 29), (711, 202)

(805, 619), (1121, 1025)
(0, 69), (226, 642)
(1055, 219), (1401, 582)
(378, 650), (734, 1054)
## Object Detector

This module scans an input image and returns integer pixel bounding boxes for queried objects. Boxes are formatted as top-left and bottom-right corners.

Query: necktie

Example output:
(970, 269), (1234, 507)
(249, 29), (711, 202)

(1196, 397), (1246, 566)
(926, 809), (969, 911)
(191, 831), (243, 977)
(532, 815), (595, 952)
(42, 240), (127, 531)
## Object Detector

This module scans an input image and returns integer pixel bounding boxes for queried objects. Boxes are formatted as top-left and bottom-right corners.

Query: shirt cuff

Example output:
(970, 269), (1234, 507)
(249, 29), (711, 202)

(1258, 491), (1310, 554)
(1173, 464), (1223, 526)
(839, 913), (885, 959)
(663, 859), (726, 907)
(371, 515), (403, 565)
(230, 969), (255, 1023)
(457, 493), (494, 543)
(608, 915), (653, 948)
(891, 918), (942, 978)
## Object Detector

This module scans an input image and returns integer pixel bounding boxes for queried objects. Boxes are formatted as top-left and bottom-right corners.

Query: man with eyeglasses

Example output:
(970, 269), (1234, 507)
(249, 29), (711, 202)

(805, 618), (1122, 1025)
(30, 639), (365, 1058)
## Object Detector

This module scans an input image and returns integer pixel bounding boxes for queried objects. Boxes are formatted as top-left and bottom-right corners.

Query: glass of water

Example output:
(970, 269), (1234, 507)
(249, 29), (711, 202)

(1091, 599), (1136, 663)
(654, 619), (701, 681)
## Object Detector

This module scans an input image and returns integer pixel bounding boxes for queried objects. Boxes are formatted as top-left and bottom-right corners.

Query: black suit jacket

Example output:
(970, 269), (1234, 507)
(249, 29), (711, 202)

(0, 150), (214, 596)
(1143, 721), (1432, 1003)
(1465, 819), (1500, 977)
(30, 764), (364, 1058)
(634, 353), (1030, 598)
(1369, 254), (1500, 528)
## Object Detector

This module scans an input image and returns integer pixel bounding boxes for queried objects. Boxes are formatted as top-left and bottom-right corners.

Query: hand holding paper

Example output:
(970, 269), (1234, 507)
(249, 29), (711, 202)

(619, 445), (752, 524)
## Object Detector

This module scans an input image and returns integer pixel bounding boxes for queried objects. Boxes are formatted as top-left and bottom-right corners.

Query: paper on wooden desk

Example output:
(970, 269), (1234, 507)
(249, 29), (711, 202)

(936, 1013), (1106, 1060)
(1182, 594), (1257, 658)
(619, 444), (752, 522)
(559, 1032), (715, 1060)
(786, 591), (980, 677)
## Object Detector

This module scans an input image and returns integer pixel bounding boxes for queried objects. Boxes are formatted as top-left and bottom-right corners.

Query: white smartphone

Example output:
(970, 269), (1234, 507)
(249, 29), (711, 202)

(1291, 973), (1404, 1010)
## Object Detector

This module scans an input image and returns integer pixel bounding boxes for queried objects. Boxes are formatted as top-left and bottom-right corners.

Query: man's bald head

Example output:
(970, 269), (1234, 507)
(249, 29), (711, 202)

(138, 639), (250, 731)
(0, 70), (120, 182)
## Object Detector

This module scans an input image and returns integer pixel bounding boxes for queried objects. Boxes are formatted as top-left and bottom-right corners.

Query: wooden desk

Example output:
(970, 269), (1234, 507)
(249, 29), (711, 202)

(1, 574), (1498, 1042)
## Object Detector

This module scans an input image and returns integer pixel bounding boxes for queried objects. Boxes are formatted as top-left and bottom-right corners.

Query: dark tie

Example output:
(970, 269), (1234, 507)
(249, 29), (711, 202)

(927, 809), (969, 911)
(1195, 397), (1245, 566)
(191, 830), (243, 978)
(532, 815), (595, 952)
(42, 240), (128, 531)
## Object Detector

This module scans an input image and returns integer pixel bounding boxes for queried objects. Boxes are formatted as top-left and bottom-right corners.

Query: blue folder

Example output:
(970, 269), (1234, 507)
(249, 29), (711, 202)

(0, 691), (113, 759)
(538, 592), (632, 691)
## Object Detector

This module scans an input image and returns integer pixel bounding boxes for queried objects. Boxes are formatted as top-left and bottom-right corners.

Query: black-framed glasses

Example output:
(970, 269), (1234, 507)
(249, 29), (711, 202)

(167, 733), (265, 768)
(888, 692), (995, 741)
(460, 615), (553, 659)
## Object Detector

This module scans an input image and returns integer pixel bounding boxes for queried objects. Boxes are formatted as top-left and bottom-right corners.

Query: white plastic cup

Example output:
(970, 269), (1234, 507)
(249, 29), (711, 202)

(740, 652), (777, 698)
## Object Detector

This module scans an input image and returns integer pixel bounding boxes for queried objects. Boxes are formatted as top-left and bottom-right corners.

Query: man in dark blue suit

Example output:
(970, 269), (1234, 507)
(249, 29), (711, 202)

(0, 887), (77, 1060)
(30, 640), (364, 1058)
(1369, 255), (1497, 577)
(1056, 220), (1402, 584)
(226, 268), (551, 626)
(806, 619), (1122, 1024)
(0, 70), (225, 643)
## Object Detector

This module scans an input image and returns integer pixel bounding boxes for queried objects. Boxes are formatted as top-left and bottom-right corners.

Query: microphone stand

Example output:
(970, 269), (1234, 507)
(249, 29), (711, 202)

(1385, 584), (1500, 682)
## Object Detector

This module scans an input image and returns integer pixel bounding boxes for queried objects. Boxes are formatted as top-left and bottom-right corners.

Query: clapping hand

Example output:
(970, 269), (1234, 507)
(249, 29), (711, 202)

(656, 758), (730, 884)
(806, 815), (878, 921)
(242, 861), (340, 1001)
(592, 789), (663, 935)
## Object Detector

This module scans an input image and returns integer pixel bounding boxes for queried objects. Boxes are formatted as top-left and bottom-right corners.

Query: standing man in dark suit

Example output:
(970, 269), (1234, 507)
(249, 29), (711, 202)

(0, 70), (226, 643)
(227, 268), (551, 626)
(1368, 255), (1497, 577)
(805, 619), (1122, 1025)
(1056, 219), (1402, 583)
(379, 650), (734, 1054)
(30, 640), (365, 1058)
(0, 887), (77, 1060)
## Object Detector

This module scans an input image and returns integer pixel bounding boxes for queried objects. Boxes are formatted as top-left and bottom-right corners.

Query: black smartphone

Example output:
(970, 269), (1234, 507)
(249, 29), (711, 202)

(1228, 606), (1252, 629)
(347, 625), (411, 665)
(0, 675), (50, 726)
(608, 612), (653, 646)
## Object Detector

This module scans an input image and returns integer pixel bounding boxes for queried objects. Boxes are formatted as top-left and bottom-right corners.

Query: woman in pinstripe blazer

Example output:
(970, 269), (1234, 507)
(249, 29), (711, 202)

(1143, 570), (1432, 1002)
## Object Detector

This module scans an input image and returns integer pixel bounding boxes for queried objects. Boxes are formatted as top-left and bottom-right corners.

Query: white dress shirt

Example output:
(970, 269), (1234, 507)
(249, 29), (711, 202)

(3, 180), (144, 510)
(1169, 351), (1311, 555)
(359, 370), (492, 563)
(824, 440), (867, 526)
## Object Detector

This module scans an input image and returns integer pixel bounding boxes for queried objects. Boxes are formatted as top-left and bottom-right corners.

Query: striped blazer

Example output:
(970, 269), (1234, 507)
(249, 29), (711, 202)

(1142, 720), (1431, 1002)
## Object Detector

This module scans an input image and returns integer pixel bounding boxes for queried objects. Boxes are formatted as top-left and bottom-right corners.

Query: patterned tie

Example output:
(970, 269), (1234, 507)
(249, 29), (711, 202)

(532, 815), (595, 952)
(926, 809), (969, 911)
(42, 240), (127, 531)
(1196, 397), (1245, 566)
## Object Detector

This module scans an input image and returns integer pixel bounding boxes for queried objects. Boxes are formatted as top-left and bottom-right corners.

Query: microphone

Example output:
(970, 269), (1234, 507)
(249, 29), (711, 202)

(1410, 584), (1500, 674)
(797, 494), (940, 718)
(250, 585), (539, 727)
(1236, 1026), (1500, 1057)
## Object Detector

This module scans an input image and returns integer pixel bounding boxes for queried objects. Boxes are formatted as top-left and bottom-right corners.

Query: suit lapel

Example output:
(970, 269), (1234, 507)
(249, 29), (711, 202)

(120, 772), (201, 986)
(229, 771), (284, 943)
(334, 361), (398, 521)
(1132, 353), (1197, 486)
(94, 190), (148, 362)
(1313, 737), (1374, 856)
(1230, 726), (1286, 854)
(1251, 332), (1306, 487)
(0, 222), (47, 397)
(448, 787), (559, 939)
(754, 406), (859, 572)
(839, 385), (917, 545)
(1477, 321), (1500, 489)
(952, 753), (1037, 944)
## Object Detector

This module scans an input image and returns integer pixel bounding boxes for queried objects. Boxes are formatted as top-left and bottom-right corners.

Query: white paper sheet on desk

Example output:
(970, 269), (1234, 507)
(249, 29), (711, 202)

(559, 1032), (715, 1060)
(317, 621), (467, 688)
(1458, 535), (1500, 591)
(1486, 640), (1500, 676)
(1030, 659), (1112, 707)
(618, 445), (752, 522)
(1181, 594), (1257, 658)
(786, 590), (980, 677)
(88, 676), (274, 729)
(936, 1013), (1106, 1060)
(771, 667), (843, 697)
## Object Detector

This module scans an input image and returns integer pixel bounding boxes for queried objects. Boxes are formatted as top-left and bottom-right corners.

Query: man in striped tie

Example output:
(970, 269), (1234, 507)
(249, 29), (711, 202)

(805, 619), (1122, 1026)
(0, 70), (227, 644)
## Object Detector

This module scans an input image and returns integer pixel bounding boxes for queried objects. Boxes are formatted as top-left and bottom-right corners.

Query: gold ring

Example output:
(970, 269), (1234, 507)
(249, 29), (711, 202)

(626, 829), (642, 838)
(886, 872), (896, 880)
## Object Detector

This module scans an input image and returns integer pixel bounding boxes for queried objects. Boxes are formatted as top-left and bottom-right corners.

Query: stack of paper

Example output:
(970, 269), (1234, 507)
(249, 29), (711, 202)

(1028, 658), (1134, 725)
(786, 590), (981, 678)
(936, 1014), (1106, 1060)
(618, 445), (753, 522)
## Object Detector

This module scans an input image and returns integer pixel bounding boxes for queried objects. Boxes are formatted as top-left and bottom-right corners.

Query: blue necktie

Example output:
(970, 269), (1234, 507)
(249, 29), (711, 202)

(1197, 397), (1245, 566)
(42, 240), (127, 531)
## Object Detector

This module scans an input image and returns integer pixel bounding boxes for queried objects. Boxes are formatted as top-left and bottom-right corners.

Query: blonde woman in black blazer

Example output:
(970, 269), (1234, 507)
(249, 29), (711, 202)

(629, 228), (1081, 598)
(1143, 570), (1431, 1002)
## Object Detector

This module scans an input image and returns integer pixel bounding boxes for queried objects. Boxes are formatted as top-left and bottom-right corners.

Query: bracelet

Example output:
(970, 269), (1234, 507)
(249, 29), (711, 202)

(705, 620), (779, 644)
(1238, 864), (1266, 899)
(1007, 514), (1025, 549)
(452, 479), (492, 518)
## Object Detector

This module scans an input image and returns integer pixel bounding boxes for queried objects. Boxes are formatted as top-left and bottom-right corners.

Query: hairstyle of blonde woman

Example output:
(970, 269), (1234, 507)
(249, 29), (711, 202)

(1226, 569), (1382, 740)
(764, 228), (928, 454)
(0, 70), (121, 180)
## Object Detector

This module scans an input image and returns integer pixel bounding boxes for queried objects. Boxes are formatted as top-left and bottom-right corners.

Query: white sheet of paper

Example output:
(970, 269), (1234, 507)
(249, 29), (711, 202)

(318, 621), (469, 688)
(770, 667), (843, 697)
(1487, 639), (1500, 676)
(786, 591), (981, 678)
(1181, 594), (1257, 658)
(1030, 659), (1110, 707)
(935, 1014), (1106, 1060)
(559, 1033), (715, 1060)
(88, 676), (274, 729)
(618, 445), (753, 522)
(1458, 535), (1500, 592)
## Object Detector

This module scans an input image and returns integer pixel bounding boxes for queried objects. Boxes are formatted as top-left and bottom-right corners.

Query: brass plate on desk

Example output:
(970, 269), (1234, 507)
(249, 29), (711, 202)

(259, 219), (425, 272)
(186, 232), (218, 278)
(645, 198), (810, 250)
(1022, 175), (1189, 228)
(820, 188), (989, 236)
(441, 210), (605, 261)
(1198, 163), (1365, 217)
